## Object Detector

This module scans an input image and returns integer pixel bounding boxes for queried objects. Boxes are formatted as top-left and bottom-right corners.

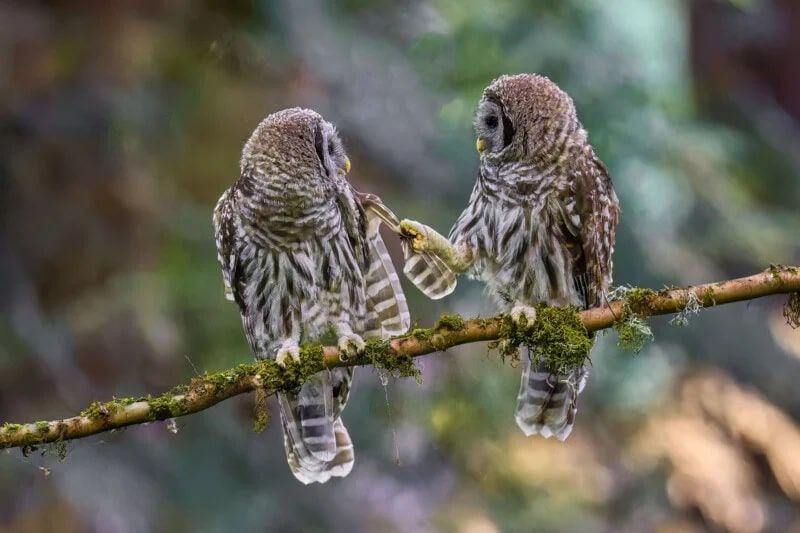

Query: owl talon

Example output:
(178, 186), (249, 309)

(399, 219), (430, 254)
(510, 304), (537, 330)
(276, 341), (301, 368)
(337, 333), (366, 360)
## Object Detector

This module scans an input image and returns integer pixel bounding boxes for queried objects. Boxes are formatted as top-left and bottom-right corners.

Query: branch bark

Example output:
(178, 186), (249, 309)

(1, 265), (798, 451)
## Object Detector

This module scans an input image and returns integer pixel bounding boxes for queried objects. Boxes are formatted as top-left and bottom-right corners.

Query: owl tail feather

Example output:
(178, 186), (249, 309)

(277, 369), (354, 484)
(514, 351), (589, 441)
(281, 413), (354, 485)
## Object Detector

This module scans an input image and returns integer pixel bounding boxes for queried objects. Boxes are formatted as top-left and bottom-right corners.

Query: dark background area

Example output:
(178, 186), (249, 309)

(1, 1), (799, 531)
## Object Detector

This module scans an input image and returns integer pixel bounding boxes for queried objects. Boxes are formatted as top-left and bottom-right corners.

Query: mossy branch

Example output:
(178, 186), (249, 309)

(2, 265), (798, 451)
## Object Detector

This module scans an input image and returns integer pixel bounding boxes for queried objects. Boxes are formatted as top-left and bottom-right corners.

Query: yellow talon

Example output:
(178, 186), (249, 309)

(400, 220), (427, 253)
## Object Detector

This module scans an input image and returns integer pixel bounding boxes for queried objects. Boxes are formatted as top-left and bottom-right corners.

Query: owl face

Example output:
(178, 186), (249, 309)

(474, 74), (577, 164)
(314, 120), (351, 181)
(474, 98), (515, 157)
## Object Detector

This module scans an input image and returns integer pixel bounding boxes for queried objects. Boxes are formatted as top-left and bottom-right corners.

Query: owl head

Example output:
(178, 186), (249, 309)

(240, 107), (351, 184)
(473, 74), (580, 164)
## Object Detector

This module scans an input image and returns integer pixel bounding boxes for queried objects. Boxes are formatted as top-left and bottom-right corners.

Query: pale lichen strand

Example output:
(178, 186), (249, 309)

(669, 290), (702, 327)
(614, 315), (654, 352)
(609, 286), (656, 352)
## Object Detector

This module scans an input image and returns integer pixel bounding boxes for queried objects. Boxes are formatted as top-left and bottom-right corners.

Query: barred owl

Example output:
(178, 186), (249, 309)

(213, 108), (410, 483)
(402, 74), (619, 440)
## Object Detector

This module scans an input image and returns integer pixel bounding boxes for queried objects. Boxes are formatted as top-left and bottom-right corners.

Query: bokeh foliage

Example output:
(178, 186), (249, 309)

(1, 0), (799, 531)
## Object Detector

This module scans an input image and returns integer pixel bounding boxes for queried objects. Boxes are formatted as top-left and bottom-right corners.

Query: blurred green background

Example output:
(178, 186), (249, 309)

(1, 1), (800, 531)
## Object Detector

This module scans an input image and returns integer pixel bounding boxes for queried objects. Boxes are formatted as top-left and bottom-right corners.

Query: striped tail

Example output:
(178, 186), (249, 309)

(278, 368), (354, 484)
(514, 350), (589, 441)
(363, 220), (411, 338)
(401, 242), (457, 300)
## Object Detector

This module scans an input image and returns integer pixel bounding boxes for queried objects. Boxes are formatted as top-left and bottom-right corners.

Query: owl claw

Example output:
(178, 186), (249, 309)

(510, 304), (537, 329)
(275, 341), (301, 368)
(337, 333), (366, 360)
(399, 219), (429, 254)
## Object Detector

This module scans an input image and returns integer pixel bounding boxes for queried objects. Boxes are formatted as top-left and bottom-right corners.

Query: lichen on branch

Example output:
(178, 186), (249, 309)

(1, 265), (799, 451)
(608, 286), (657, 352)
(492, 305), (593, 374)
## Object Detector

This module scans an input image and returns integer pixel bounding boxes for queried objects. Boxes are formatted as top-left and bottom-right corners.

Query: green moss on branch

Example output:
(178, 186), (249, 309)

(434, 314), (466, 330)
(3, 266), (799, 451)
(362, 338), (421, 381)
(493, 305), (593, 374)
(608, 286), (657, 352)
(624, 287), (657, 314)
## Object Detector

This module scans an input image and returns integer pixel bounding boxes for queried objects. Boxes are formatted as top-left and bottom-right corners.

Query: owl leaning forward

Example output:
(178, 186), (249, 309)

(213, 108), (410, 484)
(402, 73), (620, 440)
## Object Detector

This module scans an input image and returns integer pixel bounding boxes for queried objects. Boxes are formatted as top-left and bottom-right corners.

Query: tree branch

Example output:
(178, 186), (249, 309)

(1, 265), (798, 451)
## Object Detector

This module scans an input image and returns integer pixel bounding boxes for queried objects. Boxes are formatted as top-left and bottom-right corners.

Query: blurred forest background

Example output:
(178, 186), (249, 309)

(2, 1), (800, 531)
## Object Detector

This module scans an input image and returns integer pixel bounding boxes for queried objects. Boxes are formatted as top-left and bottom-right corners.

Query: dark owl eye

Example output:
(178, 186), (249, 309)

(484, 116), (498, 129)
(501, 111), (514, 147)
(328, 143), (335, 156)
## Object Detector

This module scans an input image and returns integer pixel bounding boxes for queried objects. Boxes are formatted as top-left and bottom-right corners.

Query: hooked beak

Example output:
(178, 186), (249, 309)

(336, 157), (351, 178)
(476, 138), (487, 154)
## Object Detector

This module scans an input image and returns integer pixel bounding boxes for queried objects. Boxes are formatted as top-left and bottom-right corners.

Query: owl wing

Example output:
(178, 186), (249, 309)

(357, 191), (456, 301)
(400, 243), (458, 300)
(570, 152), (620, 307)
(213, 188), (241, 305)
(355, 193), (411, 337)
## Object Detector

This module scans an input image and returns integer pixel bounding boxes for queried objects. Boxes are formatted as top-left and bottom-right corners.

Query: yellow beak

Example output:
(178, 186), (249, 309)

(344, 157), (352, 174)
(476, 138), (487, 154)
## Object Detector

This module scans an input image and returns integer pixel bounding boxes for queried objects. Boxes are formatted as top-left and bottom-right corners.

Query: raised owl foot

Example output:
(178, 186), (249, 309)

(399, 219), (431, 254)
(337, 333), (366, 360)
(510, 304), (537, 330)
(275, 339), (301, 368)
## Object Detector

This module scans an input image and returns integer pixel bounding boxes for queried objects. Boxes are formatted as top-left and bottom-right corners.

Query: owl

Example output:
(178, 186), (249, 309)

(402, 74), (619, 440)
(213, 108), (410, 484)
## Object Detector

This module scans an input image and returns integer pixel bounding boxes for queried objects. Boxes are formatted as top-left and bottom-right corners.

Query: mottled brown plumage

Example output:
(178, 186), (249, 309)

(214, 108), (410, 483)
(402, 74), (619, 439)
